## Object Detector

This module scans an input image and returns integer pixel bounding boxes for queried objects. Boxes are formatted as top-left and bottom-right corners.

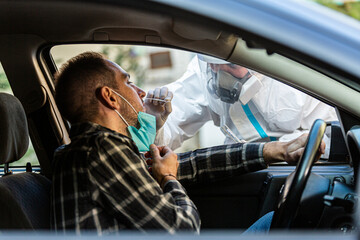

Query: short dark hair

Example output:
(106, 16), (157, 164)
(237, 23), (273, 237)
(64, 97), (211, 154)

(55, 52), (118, 124)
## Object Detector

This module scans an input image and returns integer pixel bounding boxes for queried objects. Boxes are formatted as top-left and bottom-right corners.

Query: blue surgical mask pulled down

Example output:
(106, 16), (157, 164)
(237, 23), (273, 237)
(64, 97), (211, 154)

(111, 89), (156, 152)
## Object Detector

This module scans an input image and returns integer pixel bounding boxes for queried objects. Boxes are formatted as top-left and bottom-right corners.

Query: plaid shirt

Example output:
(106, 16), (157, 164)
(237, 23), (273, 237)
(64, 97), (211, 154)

(51, 122), (267, 235)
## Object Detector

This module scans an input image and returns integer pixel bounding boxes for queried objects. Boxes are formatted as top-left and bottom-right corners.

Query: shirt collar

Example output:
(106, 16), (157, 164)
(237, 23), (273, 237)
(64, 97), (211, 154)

(68, 122), (145, 157)
(69, 121), (127, 139)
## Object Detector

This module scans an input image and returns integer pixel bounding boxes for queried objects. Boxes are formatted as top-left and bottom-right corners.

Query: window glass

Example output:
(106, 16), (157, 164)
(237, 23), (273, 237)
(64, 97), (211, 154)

(51, 45), (342, 163)
(51, 44), (194, 89)
(51, 45), (205, 153)
(0, 64), (10, 92)
(0, 63), (39, 167)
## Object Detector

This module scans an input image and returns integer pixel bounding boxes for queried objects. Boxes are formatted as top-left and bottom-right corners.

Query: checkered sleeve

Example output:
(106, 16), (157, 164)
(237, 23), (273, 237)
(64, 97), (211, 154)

(177, 142), (268, 183)
(87, 133), (200, 233)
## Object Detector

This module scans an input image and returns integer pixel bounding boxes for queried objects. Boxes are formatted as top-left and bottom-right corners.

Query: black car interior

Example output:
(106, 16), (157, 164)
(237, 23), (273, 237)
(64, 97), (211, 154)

(0, 0), (358, 234)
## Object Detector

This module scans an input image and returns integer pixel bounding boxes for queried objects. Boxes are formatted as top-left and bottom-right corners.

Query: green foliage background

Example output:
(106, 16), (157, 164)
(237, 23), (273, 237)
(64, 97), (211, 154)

(315, 0), (360, 20)
(0, 72), (10, 91)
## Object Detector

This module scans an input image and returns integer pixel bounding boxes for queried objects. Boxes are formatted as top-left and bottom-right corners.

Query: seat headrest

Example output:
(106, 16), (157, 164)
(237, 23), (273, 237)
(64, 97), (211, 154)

(0, 93), (29, 164)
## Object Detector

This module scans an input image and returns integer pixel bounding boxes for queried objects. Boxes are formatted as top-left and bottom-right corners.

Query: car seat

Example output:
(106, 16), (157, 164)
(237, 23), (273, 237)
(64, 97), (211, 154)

(0, 92), (51, 229)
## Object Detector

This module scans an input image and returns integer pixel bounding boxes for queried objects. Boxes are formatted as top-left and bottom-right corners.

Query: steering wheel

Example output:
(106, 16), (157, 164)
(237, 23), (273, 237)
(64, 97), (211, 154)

(271, 119), (326, 229)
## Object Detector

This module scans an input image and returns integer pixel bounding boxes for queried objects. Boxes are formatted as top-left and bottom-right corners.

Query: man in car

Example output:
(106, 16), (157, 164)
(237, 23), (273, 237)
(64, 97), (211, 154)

(51, 52), (323, 234)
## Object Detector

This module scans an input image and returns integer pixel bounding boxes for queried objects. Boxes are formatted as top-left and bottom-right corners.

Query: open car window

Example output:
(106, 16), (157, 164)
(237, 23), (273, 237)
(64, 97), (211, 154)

(50, 44), (347, 164)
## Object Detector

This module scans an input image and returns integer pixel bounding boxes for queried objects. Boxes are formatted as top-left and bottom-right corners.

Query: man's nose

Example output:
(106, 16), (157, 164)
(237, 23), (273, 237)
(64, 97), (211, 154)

(137, 87), (146, 98)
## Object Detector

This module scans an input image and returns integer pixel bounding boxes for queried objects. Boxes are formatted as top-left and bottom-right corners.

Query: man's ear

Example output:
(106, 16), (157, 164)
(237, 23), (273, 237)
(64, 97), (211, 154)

(97, 86), (120, 110)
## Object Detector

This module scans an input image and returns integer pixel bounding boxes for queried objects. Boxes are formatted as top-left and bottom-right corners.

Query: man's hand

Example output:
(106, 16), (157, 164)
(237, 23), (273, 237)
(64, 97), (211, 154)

(144, 87), (173, 131)
(263, 134), (326, 165)
(145, 144), (178, 188)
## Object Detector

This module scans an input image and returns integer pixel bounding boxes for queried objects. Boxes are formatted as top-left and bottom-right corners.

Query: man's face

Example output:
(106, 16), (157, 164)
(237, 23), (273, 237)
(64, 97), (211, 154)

(107, 60), (146, 125)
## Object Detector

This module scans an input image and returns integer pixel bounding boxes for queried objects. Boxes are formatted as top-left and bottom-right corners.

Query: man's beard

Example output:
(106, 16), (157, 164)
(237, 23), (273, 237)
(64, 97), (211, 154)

(121, 103), (139, 128)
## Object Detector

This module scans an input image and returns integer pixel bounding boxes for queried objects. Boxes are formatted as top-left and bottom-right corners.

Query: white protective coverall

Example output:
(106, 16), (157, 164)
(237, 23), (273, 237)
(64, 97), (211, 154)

(155, 55), (338, 151)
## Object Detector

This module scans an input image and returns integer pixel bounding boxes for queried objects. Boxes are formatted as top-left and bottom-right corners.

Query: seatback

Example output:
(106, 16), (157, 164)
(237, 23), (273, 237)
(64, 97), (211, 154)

(0, 173), (51, 229)
(0, 92), (51, 229)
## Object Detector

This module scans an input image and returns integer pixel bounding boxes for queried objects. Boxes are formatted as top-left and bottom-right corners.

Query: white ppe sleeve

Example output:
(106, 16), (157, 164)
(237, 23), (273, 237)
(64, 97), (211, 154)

(154, 57), (213, 150)
(278, 91), (338, 158)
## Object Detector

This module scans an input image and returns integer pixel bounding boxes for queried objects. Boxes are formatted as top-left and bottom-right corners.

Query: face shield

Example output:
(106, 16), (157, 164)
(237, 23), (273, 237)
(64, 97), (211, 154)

(198, 54), (263, 115)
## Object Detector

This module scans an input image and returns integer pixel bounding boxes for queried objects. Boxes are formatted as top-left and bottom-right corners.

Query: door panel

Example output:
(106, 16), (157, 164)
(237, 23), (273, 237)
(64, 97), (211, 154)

(183, 164), (353, 229)
(184, 172), (271, 229)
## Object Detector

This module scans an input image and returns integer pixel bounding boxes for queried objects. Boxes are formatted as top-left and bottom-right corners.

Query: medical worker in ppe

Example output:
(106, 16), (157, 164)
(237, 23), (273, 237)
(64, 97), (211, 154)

(150, 55), (337, 151)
